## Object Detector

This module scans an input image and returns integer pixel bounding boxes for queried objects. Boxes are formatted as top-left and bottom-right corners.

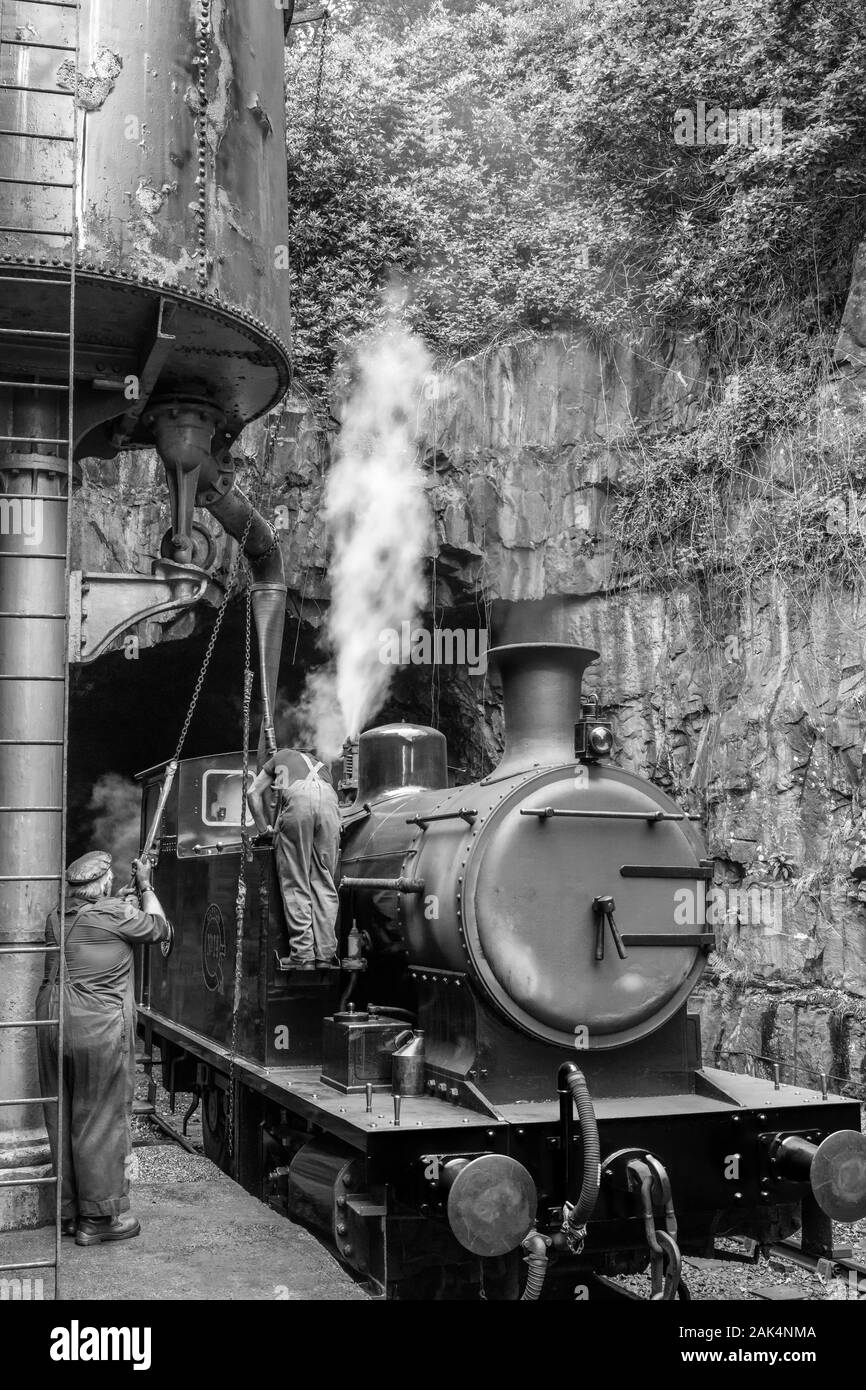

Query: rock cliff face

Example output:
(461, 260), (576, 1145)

(71, 267), (866, 1100)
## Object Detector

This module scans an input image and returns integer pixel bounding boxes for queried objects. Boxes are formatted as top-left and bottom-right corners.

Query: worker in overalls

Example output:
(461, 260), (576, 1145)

(247, 747), (341, 969)
(35, 850), (172, 1244)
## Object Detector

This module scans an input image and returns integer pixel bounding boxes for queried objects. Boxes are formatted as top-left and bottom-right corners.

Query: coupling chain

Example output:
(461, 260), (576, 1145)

(312, 10), (329, 131)
(629, 1157), (682, 1301)
(560, 1202), (586, 1256)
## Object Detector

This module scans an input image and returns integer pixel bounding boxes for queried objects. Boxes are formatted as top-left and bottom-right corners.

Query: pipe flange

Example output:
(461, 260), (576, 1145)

(0, 452), (82, 486)
(159, 522), (216, 571)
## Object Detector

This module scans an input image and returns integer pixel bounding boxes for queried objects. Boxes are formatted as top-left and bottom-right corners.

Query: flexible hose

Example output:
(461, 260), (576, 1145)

(562, 1063), (600, 1230)
(520, 1232), (549, 1301)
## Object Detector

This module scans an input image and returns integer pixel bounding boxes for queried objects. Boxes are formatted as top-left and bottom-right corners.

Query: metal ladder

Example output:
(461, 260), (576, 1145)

(0, 0), (80, 1300)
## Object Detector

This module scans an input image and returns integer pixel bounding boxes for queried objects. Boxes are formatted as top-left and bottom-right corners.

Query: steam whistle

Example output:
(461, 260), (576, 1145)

(768, 1129), (866, 1222)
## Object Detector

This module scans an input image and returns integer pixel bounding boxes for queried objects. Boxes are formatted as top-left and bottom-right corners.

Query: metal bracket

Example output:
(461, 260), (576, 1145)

(68, 559), (209, 662)
(110, 298), (178, 448)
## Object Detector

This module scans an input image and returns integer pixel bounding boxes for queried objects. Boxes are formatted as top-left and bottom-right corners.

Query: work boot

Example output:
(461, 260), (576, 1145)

(61, 1218), (77, 1238)
(76, 1214), (141, 1247)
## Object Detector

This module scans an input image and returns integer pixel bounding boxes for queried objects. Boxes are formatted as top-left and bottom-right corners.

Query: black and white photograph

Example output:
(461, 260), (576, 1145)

(0, 0), (864, 1353)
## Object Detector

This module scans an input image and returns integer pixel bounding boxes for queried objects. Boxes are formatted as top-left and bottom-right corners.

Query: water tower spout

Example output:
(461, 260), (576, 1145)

(149, 400), (286, 761)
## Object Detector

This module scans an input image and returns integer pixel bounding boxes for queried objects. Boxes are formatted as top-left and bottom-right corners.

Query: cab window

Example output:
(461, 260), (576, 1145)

(202, 770), (246, 827)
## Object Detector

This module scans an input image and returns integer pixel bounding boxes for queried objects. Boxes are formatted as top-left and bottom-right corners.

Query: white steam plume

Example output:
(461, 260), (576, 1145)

(304, 325), (432, 759)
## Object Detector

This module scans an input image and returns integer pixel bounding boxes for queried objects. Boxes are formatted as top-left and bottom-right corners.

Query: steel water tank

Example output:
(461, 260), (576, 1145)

(0, 0), (291, 448)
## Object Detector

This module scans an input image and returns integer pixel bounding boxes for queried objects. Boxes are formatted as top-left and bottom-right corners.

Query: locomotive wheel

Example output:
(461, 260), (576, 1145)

(201, 1085), (230, 1172)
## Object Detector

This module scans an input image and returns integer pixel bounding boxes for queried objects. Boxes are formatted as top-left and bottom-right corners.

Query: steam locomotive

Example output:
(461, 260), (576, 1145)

(135, 642), (866, 1300)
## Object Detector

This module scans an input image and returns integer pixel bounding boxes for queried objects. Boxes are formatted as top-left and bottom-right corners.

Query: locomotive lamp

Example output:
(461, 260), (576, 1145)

(574, 715), (613, 761)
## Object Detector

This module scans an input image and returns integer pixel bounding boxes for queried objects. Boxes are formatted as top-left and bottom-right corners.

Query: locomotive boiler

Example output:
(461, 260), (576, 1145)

(136, 641), (866, 1300)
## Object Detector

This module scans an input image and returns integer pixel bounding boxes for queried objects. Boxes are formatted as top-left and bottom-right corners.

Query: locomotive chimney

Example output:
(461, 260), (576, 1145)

(489, 642), (599, 775)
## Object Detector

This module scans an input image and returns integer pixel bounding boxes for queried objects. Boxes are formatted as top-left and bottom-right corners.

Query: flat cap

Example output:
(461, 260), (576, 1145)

(66, 850), (112, 885)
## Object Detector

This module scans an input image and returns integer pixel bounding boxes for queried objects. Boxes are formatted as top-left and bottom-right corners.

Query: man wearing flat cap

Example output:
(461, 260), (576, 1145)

(35, 850), (172, 1245)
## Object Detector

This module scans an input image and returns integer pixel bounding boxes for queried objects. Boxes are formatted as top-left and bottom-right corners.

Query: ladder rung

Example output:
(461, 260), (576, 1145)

(0, 495), (68, 502)
(0, 278), (72, 286)
(0, 678), (68, 683)
(0, 945), (58, 954)
(0, 1020), (58, 1029)
(0, 1096), (57, 1106)
(0, 613), (67, 619)
(0, 326), (70, 336)
(1, 40), (77, 53)
(0, 178), (75, 190)
(0, 1175), (56, 1188)
(0, 805), (64, 810)
(0, 740), (64, 746)
(0, 85), (75, 96)
(0, 227), (71, 237)
(0, 381), (69, 390)
(0, 435), (69, 443)
(0, 130), (74, 142)
(0, 876), (63, 884)
(0, 554), (68, 560)
(0, 1259), (57, 1273)
(14, 0), (79, 7)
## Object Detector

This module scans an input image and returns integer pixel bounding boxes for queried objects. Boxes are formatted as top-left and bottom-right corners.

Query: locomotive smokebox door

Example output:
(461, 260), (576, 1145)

(321, 1008), (409, 1093)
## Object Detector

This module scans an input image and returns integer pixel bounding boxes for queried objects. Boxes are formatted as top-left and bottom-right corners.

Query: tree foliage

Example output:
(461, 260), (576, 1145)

(286, 0), (866, 396)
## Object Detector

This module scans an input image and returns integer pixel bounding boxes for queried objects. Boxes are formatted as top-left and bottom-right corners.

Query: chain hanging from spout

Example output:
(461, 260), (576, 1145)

(310, 10), (330, 142)
(171, 508), (255, 763)
(226, 579), (254, 1158)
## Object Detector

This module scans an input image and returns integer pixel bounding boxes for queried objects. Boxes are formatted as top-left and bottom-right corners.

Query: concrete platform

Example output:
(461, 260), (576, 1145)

(0, 1147), (367, 1301)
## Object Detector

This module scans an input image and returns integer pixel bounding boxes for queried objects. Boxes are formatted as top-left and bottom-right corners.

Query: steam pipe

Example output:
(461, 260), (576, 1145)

(202, 484), (286, 762)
